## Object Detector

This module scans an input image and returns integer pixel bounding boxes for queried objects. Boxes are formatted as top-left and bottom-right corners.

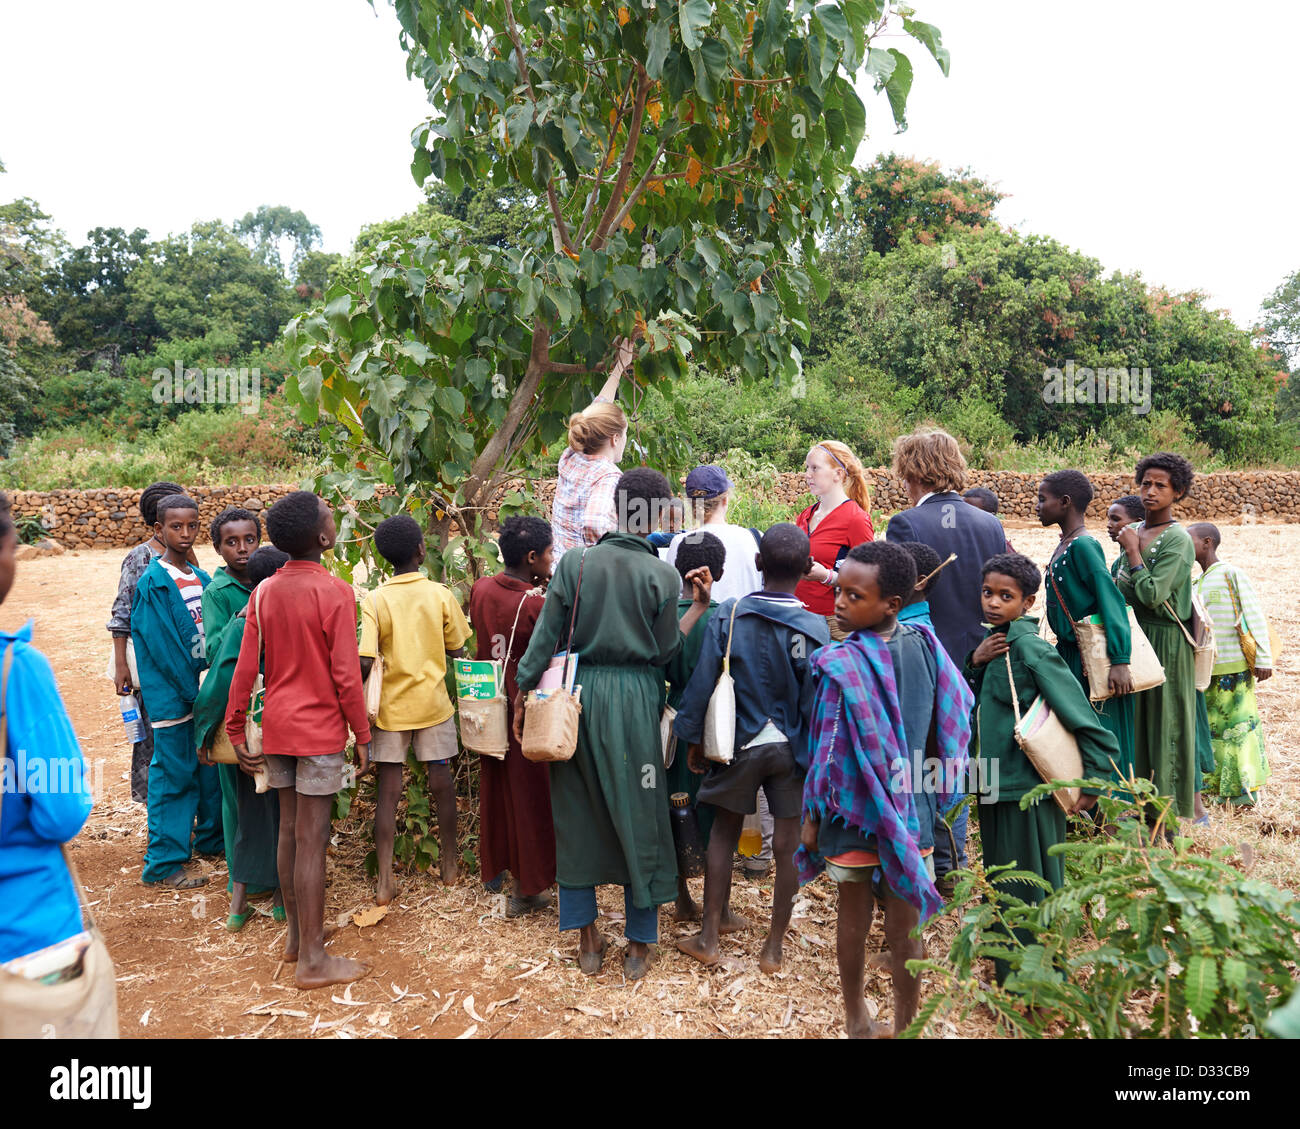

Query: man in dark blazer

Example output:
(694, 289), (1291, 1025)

(885, 429), (1009, 890)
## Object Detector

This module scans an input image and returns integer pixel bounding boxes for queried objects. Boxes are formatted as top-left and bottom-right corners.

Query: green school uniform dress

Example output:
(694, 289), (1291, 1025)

(1113, 523), (1200, 818)
(966, 616), (1119, 983)
(516, 531), (683, 912)
(665, 597), (717, 844)
(1043, 533), (1135, 780)
(200, 568), (257, 894)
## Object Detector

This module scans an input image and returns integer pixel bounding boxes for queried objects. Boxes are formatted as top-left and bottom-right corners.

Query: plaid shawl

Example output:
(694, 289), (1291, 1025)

(795, 624), (973, 921)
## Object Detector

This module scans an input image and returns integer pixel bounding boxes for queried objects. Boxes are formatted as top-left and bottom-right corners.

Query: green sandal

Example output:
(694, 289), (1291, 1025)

(226, 909), (254, 933)
(272, 904), (287, 923)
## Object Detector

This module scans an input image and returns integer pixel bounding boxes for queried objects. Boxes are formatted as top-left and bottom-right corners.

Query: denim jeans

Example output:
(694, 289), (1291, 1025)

(557, 885), (658, 943)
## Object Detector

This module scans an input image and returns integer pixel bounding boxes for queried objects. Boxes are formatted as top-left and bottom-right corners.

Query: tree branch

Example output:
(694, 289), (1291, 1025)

(591, 64), (651, 250)
(502, 0), (573, 253)
(575, 76), (634, 246)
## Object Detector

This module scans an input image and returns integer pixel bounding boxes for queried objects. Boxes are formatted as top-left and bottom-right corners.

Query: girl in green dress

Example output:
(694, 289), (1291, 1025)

(1036, 470), (1135, 781)
(1113, 454), (1201, 821)
(514, 468), (713, 980)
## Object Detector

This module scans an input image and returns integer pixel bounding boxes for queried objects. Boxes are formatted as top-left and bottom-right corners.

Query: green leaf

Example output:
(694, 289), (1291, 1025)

(866, 46), (896, 85)
(1220, 957), (1247, 992)
(771, 102), (798, 178)
(814, 3), (849, 46)
(694, 236), (721, 272)
(679, 0), (712, 52)
(646, 17), (671, 79)
(840, 83), (866, 154)
(1185, 954), (1219, 1022)
(884, 49), (914, 129)
(807, 261), (830, 302)
(433, 385), (466, 416)
(1146, 944), (1168, 967)
(904, 17), (951, 77)
(505, 103), (533, 149)
(324, 294), (352, 338)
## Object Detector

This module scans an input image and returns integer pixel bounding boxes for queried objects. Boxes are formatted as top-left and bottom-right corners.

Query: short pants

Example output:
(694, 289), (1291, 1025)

(825, 852), (936, 893)
(371, 718), (458, 764)
(265, 752), (348, 796)
(696, 740), (804, 819)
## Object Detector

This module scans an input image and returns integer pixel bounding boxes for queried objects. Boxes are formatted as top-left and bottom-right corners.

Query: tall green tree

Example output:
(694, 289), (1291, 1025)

(235, 205), (322, 275)
(286, 0), (948, 584)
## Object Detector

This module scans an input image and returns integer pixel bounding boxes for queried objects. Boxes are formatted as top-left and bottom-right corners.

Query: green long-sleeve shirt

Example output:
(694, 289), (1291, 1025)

(1045, 533), (1131, 664)
(201, 568), (252, 663)
(965, 616), (1121, 800)
(1114, 522), (1194, 628)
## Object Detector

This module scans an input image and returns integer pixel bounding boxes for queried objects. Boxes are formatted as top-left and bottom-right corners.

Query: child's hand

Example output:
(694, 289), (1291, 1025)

(512, 691), (526, 744)
(355, 742), (371, 776)
(1071, 793), (1098, 815)
(113, 660), (133, 696)
(1255, 666), (1273, 682)
(197, 744), (212, 766)
(687, 743), (706, 774)
(800, 816), (819, 852)
(1107, 663), (1134, 696)
(684, 566), (713, 606)
(1116, 526), (1140, 554)
(235, 742), (264, 776)
(971, 633), (1009, 667)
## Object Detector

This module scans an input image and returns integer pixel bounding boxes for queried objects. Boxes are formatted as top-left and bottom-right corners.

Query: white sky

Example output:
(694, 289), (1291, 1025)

(2, 0), (1294, 330)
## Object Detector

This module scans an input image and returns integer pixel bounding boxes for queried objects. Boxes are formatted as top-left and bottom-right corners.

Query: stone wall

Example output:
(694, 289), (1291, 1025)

(5, 486), (299, 549)
(8, 470), (1300, 548)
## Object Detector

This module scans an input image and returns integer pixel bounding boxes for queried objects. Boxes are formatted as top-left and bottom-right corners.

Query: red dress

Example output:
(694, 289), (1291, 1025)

(468, 573), (555, 896)
(794, 499), (874, 615)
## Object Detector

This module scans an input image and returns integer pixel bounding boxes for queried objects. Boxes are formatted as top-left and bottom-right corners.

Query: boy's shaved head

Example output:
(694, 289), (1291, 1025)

(1188, 522), (1221, 548)
(758, 523), (811, 582)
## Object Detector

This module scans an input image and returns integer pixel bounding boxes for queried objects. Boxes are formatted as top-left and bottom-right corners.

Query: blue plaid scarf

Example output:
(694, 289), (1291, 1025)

(795, 624), (973, 921)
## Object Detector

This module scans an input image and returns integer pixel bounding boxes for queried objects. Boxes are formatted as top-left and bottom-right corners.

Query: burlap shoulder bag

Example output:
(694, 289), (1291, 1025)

(363, 587), (388, 726)
(460, 587), (539, 759)
(522, 550), (588, 763)
(1005, 650), (1084, 815)
(1047, 569), (1165, 701)
(0, 645), (120, 1038)
(1163, 594), (1216, 692)
(1226, 571), (1282, 672)
(703, 601), (740, 764)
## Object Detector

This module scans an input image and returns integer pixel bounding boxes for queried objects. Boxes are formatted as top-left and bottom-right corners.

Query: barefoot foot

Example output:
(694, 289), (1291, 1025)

(376, 874), (397, 906)
(672, 896), (701, 924)
(294, 953), (369, 990)
(758, 937), (783, 974)
(675, 933), (720, 967)
(284, 924), (339, 963)
(718, 910), (752, 936)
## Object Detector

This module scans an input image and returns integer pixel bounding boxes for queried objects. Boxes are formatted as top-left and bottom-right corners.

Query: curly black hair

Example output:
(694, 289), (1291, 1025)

(897, 541), (940, 595)
(962, 487), (999, 514)
(845, 540), (917, 602)
(757, 523), (811, 583)
(155, 493), (199, 524)
(1040, 469), (1094, 512)
(1134, 451), (1194, 500)
(0, 491), (12, 540)
(674, 530), (726, 584)
(498, 515), (553, 567)
(374, 514), (424, 568)
(615, 468), (673, 537)
(209, 506), (262, 548)
(266, 491), (327, 556)
(247, 545), (291, 585)
(982, 552), (1041, 598)
(139, 481), (185, 526)
(1110, 494), (1146, 523)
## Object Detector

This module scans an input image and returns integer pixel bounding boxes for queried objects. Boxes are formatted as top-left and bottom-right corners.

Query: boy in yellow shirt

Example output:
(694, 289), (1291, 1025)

(359, 515), (471, 903)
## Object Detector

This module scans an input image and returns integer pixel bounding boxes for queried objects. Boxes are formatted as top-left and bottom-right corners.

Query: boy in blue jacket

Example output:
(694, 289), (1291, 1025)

(132, 494), (220, 888)
(673, 523), (831, 974)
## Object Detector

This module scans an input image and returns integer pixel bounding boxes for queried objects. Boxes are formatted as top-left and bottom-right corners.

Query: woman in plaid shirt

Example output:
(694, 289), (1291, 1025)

(551, 367), (629, 563)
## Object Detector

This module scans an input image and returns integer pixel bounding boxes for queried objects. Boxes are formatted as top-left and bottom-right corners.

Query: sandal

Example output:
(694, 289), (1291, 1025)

(272, 904), (287, 923)
(154, 866), (209, 890)
(226, 909), (254, 933)
(578, 935), (607, 976)
(623, 950), (651, 980)
(506, 891), (553, 918)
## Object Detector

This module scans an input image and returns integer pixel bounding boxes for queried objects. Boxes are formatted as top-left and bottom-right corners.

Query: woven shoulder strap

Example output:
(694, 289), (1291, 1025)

(1004, 651), (1022, 728)
(563, 548), (589, 655)
(503, 586), (542, 668)
(1224, 569), (1244, 626)
(1161, 599), (1198, 648)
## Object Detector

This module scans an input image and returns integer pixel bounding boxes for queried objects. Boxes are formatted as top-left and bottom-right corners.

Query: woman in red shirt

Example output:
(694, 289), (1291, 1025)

(795, 440), (875, 640)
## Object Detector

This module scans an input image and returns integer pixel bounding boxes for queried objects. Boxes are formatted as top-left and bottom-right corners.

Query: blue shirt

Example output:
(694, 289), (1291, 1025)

(0, 623), (94, 963)
(131, 558), (212, 720)
(898, 601), (933, 628)
(673, 592), (831, 769)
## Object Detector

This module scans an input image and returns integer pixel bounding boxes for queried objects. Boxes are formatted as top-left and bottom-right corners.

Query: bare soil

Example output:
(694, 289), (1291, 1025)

(3, 524), (1295, 1039)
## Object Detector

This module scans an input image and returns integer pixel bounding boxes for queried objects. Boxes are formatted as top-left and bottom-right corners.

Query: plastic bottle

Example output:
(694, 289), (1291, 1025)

(737, 811), (762, 858)
(119, 694), (144, 743)
(668, 792), (705, 878)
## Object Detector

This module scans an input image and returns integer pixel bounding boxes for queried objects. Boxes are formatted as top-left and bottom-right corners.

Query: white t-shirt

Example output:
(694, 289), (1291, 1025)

(666, 522), (763, 605)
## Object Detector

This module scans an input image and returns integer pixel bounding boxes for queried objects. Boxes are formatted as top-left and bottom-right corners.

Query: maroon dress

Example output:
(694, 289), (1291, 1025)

(468, 573), (556, 897)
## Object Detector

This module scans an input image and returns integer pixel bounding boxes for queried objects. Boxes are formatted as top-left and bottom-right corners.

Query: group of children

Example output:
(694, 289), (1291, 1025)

(109, 453), (1276, 1028)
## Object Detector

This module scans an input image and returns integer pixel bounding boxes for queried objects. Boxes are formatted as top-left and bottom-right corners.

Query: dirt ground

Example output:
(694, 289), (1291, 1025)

(2, 522), (1296, 1039)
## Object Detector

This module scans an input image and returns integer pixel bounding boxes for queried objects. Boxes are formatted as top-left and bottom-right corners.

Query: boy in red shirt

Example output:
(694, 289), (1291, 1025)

(227, 492), (371, 990)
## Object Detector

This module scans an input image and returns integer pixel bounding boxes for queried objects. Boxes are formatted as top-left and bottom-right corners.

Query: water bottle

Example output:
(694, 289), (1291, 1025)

(669, 792), (706, 878)
(120, 694), (144, 743)
(737, 811), (763, 858)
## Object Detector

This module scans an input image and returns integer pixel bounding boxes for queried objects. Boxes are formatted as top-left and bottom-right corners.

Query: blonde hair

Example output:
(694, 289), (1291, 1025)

(567, 401), (627, 455)
(812, 441), (871, 513)
(689, 492), (729, 525)
(891, 427), (967, 494)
